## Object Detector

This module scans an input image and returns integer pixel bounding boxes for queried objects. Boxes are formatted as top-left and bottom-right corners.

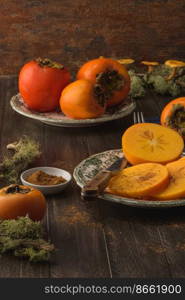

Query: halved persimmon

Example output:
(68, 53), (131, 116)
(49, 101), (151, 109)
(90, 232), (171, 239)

(106, 163), (169, 198)
(154, 159), (185, 200)
(77, 57), (130, 107)
(122, 123), (184, 165)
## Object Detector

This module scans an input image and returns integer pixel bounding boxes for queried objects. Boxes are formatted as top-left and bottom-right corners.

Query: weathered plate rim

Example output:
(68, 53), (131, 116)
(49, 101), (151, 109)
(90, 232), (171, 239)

(10, 93), (136, 127)
(73, 149), (185, 208)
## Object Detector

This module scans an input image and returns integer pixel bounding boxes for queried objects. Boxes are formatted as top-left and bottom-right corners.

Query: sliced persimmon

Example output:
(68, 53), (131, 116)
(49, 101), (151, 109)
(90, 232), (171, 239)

(107, 163), (169, 198)
(154, 159), (185, 200)
(122, 123), (184, 165)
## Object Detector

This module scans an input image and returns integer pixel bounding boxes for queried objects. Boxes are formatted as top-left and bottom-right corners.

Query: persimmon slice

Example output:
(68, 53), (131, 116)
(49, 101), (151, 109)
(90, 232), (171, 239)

(107, 163), (169, 198)
(154, 159), (185, 200)
(122, 123), (184, 165)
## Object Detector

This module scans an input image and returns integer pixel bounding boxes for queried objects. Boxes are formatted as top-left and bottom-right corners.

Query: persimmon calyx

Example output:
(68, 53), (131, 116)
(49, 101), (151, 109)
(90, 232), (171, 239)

(35, 58), (64, 69)
(6, 185), (31, 194)
(166, 104), (185, 136)
(93, 69), (124, 106)
(93, 84), (109, 107)
(96, 69), (124, 92)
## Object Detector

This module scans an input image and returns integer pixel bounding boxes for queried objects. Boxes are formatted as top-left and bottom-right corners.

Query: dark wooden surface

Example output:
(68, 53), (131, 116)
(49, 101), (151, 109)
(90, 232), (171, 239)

(0, 0), (185, 75)
(1, 75), (185, 278)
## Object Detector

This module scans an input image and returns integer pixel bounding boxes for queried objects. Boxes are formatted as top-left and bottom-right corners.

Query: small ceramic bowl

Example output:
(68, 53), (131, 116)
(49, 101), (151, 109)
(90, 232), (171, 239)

(20, 167), (72, 195)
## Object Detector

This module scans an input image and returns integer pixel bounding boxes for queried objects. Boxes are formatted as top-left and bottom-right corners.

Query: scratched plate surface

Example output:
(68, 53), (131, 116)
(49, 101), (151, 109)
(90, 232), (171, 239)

(10, 94), (136, 127)
(73, 149), (185, 208)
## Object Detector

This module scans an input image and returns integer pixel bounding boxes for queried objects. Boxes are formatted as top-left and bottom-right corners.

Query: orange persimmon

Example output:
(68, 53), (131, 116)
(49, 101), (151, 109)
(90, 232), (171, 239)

(154, 159), (185, 200)
(60, 79), (106, 119)
(77, 57), (130, 107)
(106, 163), (169, 198)
(19, 58), (70, 112)
(122, 123), (184, 165)
(160, 97), (185, 138)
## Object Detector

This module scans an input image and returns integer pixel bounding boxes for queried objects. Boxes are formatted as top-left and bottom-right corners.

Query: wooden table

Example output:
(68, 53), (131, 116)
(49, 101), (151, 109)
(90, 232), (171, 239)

(1, 75), (185, 278)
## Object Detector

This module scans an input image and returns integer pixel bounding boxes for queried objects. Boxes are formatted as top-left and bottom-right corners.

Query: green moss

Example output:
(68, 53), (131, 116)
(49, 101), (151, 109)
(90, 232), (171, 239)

(128, 70), (146, 98)
(143, 71), (184, 97)
(0, 216), (42, 239)
(151, 65), (170, 77)
(168, 81), (181, 97)
(146, 75), (169, 95)
(128, 64), (185, 98)
(0, 136), (40, 184)
(15, 247), (51, 262)
(0, 217), (54, 262)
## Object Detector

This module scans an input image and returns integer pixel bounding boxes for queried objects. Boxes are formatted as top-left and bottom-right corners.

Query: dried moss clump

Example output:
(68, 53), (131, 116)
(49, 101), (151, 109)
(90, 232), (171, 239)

(143, 64), (183, 97)
(128, 63), (185, 98)
(145, 74), (169, 95)
(0, 136), (40, 184)
(128, 70), (146, 98)
(0, 216), (54, 262)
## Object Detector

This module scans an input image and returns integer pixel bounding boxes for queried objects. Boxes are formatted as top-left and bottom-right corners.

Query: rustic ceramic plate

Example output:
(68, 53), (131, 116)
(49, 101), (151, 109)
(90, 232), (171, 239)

(10, 94), (136, 127)
(73, 149), (185, 208)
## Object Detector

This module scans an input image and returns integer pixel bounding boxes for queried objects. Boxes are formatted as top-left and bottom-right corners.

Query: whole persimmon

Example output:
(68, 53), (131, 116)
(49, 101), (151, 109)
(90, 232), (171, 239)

(77, 57), (130, 107)
(60, 79), (106, 119)
(19, 58), (70, 112)
(161, 97), (185, 138)
(0, 184), (46, 221)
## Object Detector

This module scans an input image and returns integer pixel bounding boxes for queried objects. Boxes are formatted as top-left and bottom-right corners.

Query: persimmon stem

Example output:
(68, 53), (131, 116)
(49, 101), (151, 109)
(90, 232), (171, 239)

(6, 184), (31, 194)
(36, 58), (64, 69)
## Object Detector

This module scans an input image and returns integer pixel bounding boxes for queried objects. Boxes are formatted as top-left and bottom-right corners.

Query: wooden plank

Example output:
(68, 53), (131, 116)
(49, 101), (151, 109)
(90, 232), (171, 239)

(149, 92), (185, 278)
(157, 208), (185, 278)
(0, 76), (110, 278)
(1, 75), (185, 278)
(0, 76), (50, 277)
(99, 205), (172, 277)
(84, 93), (172, 277)
(43, 125), (111, 277)
(0, 76), (8, 161)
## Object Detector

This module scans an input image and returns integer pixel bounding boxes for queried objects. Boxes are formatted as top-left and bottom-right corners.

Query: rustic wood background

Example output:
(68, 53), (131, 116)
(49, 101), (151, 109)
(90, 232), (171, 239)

(1, 0), (185, 75)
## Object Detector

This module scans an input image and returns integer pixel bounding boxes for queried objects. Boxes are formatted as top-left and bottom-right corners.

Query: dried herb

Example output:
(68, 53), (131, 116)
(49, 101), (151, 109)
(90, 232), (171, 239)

(0, 216), (54, 262)
(0, 136), (40, 184)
